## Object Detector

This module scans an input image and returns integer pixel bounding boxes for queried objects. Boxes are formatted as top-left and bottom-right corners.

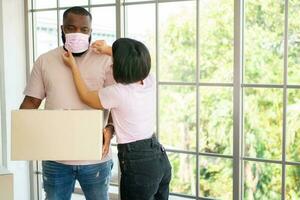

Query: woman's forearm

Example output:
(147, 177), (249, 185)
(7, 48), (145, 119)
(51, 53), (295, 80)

(70, 65), (89, 100)
(70, 65), (103, 109)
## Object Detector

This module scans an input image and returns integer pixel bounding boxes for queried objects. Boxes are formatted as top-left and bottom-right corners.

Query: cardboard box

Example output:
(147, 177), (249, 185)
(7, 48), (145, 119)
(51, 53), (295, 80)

(11, 110), (103, 160)
(0, 168), (13, 200)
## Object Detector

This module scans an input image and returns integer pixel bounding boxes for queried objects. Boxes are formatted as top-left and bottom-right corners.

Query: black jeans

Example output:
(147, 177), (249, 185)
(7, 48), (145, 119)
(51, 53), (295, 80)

(117, 135), (172, 200)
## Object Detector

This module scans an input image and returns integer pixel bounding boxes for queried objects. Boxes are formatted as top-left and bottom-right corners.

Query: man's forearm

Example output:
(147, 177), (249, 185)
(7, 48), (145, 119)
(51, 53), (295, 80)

(20, 96), (42, 109)
(104, 111), (114, 138)
(20, 102), (36, 109)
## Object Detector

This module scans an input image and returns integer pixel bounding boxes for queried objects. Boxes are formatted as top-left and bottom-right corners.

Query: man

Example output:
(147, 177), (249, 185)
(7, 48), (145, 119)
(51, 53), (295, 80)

(20, 6), (114, 200)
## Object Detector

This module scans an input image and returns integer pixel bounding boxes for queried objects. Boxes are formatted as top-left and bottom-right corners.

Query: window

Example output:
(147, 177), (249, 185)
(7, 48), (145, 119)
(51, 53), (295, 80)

(243, 0), (300, 199)
(0, 96), (2, 166)
(27, 0), (300, 199)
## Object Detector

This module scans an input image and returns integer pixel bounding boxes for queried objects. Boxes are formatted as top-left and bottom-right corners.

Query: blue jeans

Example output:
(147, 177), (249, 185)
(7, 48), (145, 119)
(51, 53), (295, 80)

(42, 160), (113, 200)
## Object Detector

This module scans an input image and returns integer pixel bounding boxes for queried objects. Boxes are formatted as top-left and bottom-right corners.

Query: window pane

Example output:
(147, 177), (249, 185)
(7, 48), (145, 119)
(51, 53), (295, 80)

(33, 11), (58, 59)
(244, 0), (284, 84)
(169, 196), (195, 200)
(288, 0), (300, 84)
(71, 194), (85, 199)
(59, 0), (88, 7)
(286, 165), (300, 200)
(168, 152), (196, 196)
(125, 0), (152, 2)
(199, 0), (233, 83)
(91, 0), (115, 4)
(91, 7), (116, 45)
(125, 4), (156, 73)
(287, 89), (300, 162)
(108, 185), (119, 199)
(199, 87), (233, 155)
(110, 146), (119, 185)
(159, 2), (196, 82)
(58, 10), (66, 46)
(199, 157), (232, 199)
(244, 88), (283, 160)
(243, 161), (281, 200)
(159, 85), (196, 151)
(32, 0), (56, 9)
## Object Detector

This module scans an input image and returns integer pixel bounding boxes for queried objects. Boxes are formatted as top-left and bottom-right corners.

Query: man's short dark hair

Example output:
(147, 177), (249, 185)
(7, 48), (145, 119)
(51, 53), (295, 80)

(63, 6), (92, 22)
(112, 38), (151, 84)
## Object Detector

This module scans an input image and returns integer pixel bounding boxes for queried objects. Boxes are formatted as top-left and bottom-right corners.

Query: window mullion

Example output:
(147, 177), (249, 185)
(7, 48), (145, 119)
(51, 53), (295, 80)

(233, 0), (244, 199)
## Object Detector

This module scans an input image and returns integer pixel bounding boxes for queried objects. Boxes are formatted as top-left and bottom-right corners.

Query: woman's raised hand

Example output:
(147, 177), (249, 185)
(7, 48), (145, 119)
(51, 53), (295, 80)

(62, 49), (77, 69)
(91, 40), (112, 56)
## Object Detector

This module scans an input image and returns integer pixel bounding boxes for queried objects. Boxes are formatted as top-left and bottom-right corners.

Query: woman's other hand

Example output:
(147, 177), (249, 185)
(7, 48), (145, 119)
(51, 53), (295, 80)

(91, 40), (112, 56)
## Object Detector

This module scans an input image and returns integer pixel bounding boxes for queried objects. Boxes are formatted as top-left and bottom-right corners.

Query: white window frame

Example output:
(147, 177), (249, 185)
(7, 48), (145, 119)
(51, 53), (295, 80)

(25, 0), (300, 200)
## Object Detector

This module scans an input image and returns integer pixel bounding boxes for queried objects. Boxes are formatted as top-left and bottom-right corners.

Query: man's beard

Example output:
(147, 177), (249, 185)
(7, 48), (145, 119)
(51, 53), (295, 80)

(61, 30), (92, 57)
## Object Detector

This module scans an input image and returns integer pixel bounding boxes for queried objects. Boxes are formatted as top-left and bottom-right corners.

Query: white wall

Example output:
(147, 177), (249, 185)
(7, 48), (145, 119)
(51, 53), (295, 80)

(0, 0), (4, 169)
(0, 0), (30, 200)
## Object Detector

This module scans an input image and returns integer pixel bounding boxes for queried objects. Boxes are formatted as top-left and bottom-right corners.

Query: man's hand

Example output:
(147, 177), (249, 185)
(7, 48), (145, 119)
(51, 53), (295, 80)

(102, 126), (114, 158)
(91, 40), (112, 56)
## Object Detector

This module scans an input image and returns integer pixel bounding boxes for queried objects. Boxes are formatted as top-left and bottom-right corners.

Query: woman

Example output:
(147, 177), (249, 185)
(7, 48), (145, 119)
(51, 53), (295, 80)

(62, 38), (172, 200)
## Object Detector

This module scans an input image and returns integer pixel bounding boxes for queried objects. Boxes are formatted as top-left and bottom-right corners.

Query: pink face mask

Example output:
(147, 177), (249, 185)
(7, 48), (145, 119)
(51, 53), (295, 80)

(64, 33), (90, 53)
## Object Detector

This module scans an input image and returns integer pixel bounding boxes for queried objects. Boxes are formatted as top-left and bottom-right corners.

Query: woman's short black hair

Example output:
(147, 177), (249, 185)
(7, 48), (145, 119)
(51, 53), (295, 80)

(112, 38), (151, 84)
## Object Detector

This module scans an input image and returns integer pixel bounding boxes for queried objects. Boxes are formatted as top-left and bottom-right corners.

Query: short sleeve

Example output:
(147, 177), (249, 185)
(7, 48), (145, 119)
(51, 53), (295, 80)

(99, 85), (122, 109)
(23, 56), (46, 100)
(103, 57), (116, 87)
